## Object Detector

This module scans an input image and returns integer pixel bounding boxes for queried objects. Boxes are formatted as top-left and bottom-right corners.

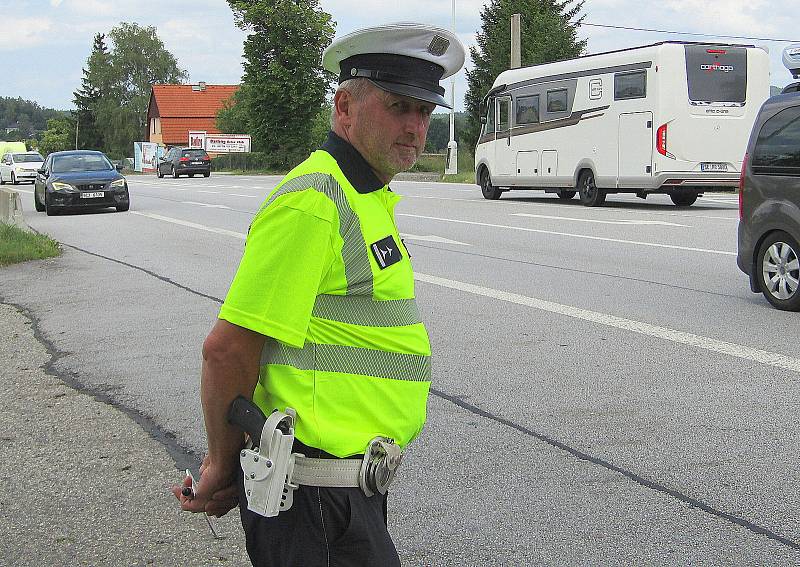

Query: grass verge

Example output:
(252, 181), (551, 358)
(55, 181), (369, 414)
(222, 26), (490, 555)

(0, 223), (61, 267)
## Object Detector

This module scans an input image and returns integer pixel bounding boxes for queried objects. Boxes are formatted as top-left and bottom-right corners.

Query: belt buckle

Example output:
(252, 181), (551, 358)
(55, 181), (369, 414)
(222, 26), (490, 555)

(358, 437), (402, 497)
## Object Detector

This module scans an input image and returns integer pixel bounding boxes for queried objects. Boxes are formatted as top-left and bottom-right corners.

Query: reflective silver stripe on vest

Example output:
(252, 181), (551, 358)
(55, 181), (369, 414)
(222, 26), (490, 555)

(312, 294), (421, 327)
(261, 172), (372, 295)
(261, 340), (430, 383)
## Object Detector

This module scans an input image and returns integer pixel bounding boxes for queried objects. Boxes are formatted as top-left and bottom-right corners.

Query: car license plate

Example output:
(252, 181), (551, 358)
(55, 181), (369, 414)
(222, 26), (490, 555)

(700, 162), (727, 172)
(191, 161), (203, 165)
(80, 191), (104, 198)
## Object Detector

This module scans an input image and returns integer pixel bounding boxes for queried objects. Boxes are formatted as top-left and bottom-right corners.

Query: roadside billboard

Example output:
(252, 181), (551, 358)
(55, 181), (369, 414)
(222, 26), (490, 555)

(133, 142), (159, 173)
(188, 132), (251, 153)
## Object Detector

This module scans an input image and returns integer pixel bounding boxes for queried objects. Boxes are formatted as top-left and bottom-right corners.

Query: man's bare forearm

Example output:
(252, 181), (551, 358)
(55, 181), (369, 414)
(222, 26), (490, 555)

(201, 319), (266, 467)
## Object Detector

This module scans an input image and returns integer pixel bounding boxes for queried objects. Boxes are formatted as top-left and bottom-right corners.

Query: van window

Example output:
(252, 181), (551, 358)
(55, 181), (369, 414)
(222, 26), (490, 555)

(614, 71), (646, 100)
(546, 89), (567, 113)
(516, 95), (540, 125)
(752, 106), (800, 174)
(483, 100), (496, 135)
(498, 98), (511, 131)
(685, 45), (747, 104)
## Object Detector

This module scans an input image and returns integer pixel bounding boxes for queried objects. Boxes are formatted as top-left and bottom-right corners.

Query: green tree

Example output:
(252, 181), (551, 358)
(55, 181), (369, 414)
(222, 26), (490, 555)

(73, 33), (112, 150)
(82, 23), (187, 158)
(227, 0), (335, 167)
(39, 117), (76, 155)
(463, 0), (586, 151)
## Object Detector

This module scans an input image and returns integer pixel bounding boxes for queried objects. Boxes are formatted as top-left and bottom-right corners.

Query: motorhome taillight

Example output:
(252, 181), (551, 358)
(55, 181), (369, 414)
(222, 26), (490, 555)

(739, 152), (748, 220)
(656, 124), (668, 156)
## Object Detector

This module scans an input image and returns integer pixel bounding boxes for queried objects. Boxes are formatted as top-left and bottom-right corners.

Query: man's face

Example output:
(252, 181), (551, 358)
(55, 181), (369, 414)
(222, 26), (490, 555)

(346, 85), (435, 183)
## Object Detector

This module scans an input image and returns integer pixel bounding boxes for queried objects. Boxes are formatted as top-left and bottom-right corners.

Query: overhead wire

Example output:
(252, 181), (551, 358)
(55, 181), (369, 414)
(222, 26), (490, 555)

(576, 21), (800, 44)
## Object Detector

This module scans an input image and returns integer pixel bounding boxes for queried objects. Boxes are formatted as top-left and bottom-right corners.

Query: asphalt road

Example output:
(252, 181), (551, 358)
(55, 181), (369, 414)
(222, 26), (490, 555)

(4, 174), (800, 566)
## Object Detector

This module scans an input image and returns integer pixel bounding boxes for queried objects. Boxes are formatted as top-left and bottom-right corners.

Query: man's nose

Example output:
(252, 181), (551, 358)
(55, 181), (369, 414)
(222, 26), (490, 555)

(404, 110), (428, 134)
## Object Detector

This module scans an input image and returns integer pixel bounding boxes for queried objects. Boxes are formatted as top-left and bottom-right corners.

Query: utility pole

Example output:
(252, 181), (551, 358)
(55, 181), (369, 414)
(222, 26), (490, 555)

(511, 14), (521, 69)
(75, 115), (79, 150)
(445, 0), (458, 175)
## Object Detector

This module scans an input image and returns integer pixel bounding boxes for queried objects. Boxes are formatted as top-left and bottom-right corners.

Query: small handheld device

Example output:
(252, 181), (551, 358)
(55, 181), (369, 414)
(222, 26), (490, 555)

(183, 469), (221, 539)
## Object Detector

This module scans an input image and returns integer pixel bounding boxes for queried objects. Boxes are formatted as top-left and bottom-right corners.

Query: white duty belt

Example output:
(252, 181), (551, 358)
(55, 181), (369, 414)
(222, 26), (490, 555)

(229, 396), (403, 518)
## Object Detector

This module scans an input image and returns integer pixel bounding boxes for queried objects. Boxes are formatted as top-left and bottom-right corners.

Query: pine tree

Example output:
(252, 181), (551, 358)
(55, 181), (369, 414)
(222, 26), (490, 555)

(73, 33), (112, 150)
(463, 0), (586, 151)
(227, 0), (335, 168)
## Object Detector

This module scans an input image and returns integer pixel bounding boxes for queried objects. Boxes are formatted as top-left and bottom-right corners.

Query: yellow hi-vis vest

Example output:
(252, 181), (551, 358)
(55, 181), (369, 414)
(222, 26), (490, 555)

(219, 150), (431, 457)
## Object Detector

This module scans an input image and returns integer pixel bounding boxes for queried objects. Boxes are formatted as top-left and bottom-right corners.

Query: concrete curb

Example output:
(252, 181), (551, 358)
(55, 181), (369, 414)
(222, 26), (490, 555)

(0, 187), (24, 226)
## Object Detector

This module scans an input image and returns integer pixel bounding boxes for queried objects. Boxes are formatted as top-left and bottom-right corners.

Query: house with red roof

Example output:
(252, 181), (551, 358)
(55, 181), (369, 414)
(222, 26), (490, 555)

(146, 83), (239, 147)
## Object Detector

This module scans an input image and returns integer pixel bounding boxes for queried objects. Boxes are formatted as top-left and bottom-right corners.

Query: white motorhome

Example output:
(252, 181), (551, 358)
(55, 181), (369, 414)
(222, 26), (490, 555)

(474, 41), (770, 206)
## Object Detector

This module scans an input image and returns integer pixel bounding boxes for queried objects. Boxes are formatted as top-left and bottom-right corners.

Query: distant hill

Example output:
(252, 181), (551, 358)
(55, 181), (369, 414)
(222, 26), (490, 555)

(0, 97), (69, 139)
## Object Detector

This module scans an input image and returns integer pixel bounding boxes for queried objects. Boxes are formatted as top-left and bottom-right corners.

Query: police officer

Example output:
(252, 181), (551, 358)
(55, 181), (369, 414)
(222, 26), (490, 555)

(172, 22), (465, 567)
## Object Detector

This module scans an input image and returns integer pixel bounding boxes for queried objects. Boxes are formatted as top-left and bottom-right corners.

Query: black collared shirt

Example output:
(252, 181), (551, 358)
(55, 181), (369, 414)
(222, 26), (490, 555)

(321, 131), (385, 194)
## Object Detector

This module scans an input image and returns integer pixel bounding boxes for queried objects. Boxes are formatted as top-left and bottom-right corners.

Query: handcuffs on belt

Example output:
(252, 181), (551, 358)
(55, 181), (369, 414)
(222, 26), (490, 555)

(228, 396), (404, 517)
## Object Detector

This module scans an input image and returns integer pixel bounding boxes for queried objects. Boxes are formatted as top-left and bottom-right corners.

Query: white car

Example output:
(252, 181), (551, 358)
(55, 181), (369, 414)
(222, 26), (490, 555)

(0, 151), (45, 185)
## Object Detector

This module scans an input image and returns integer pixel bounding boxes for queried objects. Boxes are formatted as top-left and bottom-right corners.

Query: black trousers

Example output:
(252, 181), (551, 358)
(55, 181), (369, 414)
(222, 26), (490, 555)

(237, 455), (401, 567)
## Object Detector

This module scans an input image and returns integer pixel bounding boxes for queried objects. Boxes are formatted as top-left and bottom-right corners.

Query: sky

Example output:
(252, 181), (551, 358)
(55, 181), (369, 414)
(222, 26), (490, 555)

(1, 0), (798, 114)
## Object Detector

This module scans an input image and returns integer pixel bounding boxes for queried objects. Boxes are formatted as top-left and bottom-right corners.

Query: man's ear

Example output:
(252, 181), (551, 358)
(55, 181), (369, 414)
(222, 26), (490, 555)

(333, 89), (353, 128)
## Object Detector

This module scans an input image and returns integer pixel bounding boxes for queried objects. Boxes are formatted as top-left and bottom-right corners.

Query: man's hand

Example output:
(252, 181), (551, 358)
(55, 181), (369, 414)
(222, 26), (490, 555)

(170, 456), (239, 518)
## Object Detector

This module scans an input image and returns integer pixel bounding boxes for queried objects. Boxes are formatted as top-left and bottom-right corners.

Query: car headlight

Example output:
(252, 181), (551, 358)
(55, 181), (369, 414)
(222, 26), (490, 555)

(51, 182), (72, 191)
(110, 179), (126, 188)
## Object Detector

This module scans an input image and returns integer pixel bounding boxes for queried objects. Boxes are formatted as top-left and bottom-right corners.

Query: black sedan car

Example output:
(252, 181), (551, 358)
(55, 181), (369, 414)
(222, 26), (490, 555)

(34, 150), (130, 216)
(157, 147), (211, 178)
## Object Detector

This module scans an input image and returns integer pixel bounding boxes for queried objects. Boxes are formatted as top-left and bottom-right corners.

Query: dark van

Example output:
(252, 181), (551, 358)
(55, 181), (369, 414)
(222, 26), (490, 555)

(737, 92), (800, 310)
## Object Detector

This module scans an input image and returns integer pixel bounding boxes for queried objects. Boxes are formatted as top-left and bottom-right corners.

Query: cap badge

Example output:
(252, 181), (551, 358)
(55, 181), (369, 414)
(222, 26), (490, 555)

(427, 35), (450, 57)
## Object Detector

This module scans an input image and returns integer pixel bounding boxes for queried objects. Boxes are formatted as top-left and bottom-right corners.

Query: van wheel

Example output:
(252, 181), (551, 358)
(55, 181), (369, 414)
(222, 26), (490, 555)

(157, 167), (164, 178)
(757, 231), (800, 311)
(11, 172), (18, 185)
(0, 171), (4, 184)
(578, 170), (605, 206)
(172, 167), (179, 179)
(557, 190), (576, 200)
(480, 169), (502, 200)
(670, 190), (698, 207)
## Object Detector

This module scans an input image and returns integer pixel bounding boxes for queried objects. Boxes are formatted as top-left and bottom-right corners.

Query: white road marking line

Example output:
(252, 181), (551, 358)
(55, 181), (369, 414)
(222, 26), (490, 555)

(197, 190), (220, 194)
(402, 195), (738, 220)
(399, 213), (735, 256)
(511, 213), (688, 227)
(130, 212), (797, 372)
(13, 188), (33, 194)
(230, 194), (258, 198)
(400, 233), (470, 246)
(131, 212), (246, 239)
(182, 201), (231, 209)
(415, 272), (800, 374)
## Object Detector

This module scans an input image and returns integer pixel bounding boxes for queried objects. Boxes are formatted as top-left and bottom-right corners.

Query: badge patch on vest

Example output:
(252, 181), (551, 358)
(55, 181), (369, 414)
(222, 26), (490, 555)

(370, 235), (402, 269)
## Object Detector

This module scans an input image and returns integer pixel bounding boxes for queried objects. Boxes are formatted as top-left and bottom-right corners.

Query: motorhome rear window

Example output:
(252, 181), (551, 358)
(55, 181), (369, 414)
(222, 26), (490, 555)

(546, 89), (567, 113)
(752, 106), (800, 171)
(614, 71), (646, 100)
(516, 95), (540, 124)
(685, 45), (747, 104)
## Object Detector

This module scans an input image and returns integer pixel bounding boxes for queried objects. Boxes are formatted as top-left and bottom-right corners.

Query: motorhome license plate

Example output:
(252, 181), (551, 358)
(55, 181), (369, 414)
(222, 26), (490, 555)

(701, 162), (727, 172)
(80, 192), (104, 198)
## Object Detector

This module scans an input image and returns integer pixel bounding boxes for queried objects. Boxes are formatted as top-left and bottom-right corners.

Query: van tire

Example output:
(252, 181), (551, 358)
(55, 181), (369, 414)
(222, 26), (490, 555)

(578, 170), (605, 206)
(756, 231), (800, 311)
(480, 169), (502, 200)
(557, 190), (576, 200)
(670, 190), (698, 207)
